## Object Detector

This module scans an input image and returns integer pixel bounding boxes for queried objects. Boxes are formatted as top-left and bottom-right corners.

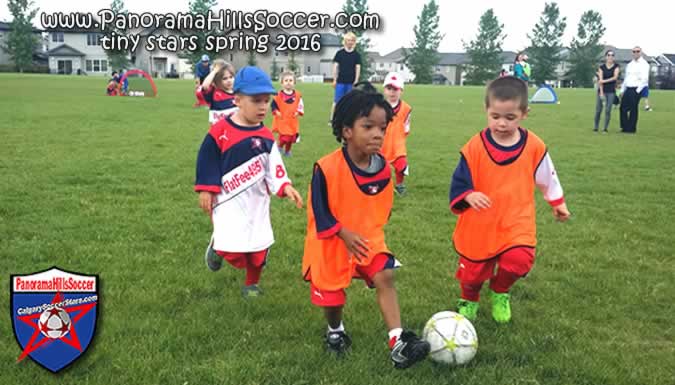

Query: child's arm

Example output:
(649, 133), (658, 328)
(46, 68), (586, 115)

(450, 155), (488, 214)
(265, 144), (303, 208)
(354, 64), (361, 85)
(271, 98), (281, 117)
(535, 152), (570, 222)
(195, 130), (224, 214)
(201, 62), (222, 93)
(404, 110), (411, 136)
(295, 97), (304, 117)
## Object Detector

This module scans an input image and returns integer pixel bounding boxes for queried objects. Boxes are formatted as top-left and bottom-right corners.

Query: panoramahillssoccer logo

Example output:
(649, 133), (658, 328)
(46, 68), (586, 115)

(11, 267), (98, 373)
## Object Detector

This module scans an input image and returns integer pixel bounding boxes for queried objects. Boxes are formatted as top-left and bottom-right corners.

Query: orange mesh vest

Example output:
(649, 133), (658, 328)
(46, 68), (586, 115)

(381, 101), (411, 163)
(452, 130), (547, 261)
(272, 90), (302, 136)
(302, 149), (393, 291)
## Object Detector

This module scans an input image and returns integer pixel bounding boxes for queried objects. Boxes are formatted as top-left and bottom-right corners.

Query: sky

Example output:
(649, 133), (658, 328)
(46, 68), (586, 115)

(1, 0), (671, 56)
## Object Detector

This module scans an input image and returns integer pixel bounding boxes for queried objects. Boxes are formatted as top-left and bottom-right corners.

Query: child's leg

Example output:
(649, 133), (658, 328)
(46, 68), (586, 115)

(488, 247), (535, 293)
(324, 306), (344, 330)
(371, 269), (402, 332)
(311, 283), (351, 354)
(283, 139), (293, 154)
(456, 257), (494, 301)
(243, 250), (268, 286)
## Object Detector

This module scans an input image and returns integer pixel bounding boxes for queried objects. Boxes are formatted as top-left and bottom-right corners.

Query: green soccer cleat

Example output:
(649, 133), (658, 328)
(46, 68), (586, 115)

(457, 299), (479, 321)
(241, 284), (263, 299)
(490, 291), (511, 323)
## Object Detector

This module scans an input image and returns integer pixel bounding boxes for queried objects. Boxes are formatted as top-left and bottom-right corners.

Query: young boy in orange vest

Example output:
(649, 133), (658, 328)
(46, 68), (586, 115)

(380, 72), (412, 195)
(449, 76), (571, 323)
(272, 71), (304, 157)
(302, 83), (430, 368)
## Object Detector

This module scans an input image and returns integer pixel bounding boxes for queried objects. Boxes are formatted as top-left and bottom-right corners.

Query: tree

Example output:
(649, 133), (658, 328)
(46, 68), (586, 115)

(270, 56), (279, 80)
(339, 0), (372, 81)
(2, 0), (39, 72)
(406, 0), (443, 84)
(287, 52), (298, 74)
(247, 50), (257, 66)
(105, 0), (129, 70)
(185, 0), (218, 72)
(527, 2), (567, 85)
(565, 10), (605, 88)
(463, 9), (506, 85)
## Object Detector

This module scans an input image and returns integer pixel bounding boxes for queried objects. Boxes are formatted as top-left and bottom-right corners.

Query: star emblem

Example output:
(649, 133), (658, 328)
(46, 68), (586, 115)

(16, 292), (96, 362)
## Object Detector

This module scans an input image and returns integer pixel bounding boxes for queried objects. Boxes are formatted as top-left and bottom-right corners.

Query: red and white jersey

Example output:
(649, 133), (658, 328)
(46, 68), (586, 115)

(195, 117), (292, 252)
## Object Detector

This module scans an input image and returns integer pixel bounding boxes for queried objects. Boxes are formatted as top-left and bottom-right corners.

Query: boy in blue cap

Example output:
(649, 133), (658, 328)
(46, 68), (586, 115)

(195, 66), (304, 298)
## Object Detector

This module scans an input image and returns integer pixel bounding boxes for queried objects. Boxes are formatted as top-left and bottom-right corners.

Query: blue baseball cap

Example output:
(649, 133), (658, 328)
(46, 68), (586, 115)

(201, 54), (210, 62)
(233, 66), (276, 95)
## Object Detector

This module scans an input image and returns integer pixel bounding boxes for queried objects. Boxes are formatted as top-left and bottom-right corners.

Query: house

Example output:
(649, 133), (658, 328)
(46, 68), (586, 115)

(0, 21), (46, 68)
(654, 54), (675, 89)
(44, 16), (109, 75)
(131, 27), (193, 78)
(370, 48), (415, 83)
(434, 51), (516, 86)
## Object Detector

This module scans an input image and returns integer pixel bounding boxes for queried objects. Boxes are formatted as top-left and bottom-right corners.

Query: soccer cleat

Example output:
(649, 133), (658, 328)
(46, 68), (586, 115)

(457, 299), (479, 321)
(394, 184), (408, 196)
(644, 106), (652, 111)
(241, 284), (263, 298)
(390, 330), (430, 369)
(490, 290), (512, 323)
(285, 151), (292, 157)
(325, 331), (352, 357)
(204, 237), (222, 271)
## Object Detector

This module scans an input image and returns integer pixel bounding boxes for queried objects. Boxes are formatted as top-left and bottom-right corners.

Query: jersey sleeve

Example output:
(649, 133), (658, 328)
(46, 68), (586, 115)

(265, 142), (292, 197)
(535, 151), (564, 206)
(271, 97), (280, 113)
(311, 165), (341, 238)
(201, 85), (214, 105)
(194, 133), (222, 193)
(449, 154), (474, 214)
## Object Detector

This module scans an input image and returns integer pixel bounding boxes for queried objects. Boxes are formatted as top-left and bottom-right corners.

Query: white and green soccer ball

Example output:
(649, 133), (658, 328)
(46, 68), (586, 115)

(422, 311), (478, 365)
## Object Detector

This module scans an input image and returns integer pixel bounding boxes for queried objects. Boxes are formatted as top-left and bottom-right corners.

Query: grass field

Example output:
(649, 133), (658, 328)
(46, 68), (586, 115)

(1, 73), (674, 385)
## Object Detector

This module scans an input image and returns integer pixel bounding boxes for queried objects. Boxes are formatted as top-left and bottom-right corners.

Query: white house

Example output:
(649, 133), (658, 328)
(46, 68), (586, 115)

(45, 17), (109, 75)
(370, 48), (415, 83)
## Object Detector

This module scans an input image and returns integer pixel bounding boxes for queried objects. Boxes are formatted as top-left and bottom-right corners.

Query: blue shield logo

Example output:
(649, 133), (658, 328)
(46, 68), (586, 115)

(11, 267), (98, 373)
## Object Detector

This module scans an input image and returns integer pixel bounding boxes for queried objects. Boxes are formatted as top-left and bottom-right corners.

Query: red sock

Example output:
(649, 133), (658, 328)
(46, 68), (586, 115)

(284, 141), (293, 153)
(460, 282), (483, 302)
(395, 171), (404, 185)
(489, 268), (520, 293)
(388, 336), (398, 349)
(245, 260), (263, 286)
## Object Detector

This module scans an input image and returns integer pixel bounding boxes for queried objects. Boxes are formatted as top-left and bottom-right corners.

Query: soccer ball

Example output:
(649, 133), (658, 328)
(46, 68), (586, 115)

(423, 311), (478, 365)
(38, 306), (71, 339)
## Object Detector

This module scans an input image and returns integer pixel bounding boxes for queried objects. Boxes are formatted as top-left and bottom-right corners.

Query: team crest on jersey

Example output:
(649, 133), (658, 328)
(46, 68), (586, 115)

(368, 185), (380, 194)
(251, 137), (263, 149)
(11, 267), (99, 373)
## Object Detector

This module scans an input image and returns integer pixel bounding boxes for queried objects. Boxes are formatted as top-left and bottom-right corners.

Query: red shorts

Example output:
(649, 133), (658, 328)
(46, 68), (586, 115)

(455, 247), (535, 284)
(215, 249), (268, 269)
(310, 253), (396, 307)
(278, 135), (296, 145)
(392, 156), (408, 175)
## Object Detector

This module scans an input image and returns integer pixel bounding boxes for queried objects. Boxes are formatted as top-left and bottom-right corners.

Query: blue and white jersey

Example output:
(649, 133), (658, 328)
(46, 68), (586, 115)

(195, 116), (292, 252)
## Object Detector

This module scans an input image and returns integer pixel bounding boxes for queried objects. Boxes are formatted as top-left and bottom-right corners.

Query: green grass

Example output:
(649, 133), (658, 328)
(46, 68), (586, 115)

(1, 73), (674, 385)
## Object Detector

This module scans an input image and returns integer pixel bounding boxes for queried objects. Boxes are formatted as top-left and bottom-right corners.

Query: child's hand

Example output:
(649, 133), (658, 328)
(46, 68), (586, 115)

(199, 191), (215, 214)
(332, 80), (337, 88)
(465, 192), (492, 211)
(337, 228), (369, 262)
(552, 202), (571, 222)
(294, 112), (299, 117)
(283, 185), (304, 208)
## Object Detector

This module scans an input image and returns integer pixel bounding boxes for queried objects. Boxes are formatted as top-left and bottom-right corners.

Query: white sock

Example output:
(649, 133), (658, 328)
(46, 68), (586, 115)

(328, 322), (345, 333)
(388, 328), (403, 342)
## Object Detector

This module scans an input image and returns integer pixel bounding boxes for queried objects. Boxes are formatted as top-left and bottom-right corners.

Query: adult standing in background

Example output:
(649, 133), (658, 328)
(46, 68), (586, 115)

(594, 50), (620, 132)
(329, 32), (361, 123)
(194, 55), (211, 108)
(620, 46), (650, 133)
